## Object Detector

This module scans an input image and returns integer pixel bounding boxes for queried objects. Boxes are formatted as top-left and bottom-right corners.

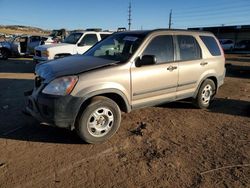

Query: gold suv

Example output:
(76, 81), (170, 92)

(25, 29), (225, 143)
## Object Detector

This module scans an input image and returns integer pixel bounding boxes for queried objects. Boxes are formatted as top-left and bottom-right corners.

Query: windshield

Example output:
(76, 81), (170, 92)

(84, 33), (146, 62)
(63, 33), (82, 44)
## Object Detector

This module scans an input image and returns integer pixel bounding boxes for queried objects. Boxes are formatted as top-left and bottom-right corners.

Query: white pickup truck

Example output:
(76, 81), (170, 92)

(33, 30), (112, 62)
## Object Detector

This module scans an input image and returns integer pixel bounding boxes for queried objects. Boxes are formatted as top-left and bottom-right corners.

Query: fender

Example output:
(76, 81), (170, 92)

(81, 88), (130, 111)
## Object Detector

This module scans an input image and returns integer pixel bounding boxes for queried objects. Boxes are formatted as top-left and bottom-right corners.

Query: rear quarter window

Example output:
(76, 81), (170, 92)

(200, 36), (221, 56)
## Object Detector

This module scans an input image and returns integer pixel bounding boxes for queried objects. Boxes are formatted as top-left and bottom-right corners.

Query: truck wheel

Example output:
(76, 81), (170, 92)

(194, 79), (216, 109)
(0, 48), (10, 60)
(76, 96), (121, 144)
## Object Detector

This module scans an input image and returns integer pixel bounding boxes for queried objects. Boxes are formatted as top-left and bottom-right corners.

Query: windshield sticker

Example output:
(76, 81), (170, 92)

(123, 36), (138, 42)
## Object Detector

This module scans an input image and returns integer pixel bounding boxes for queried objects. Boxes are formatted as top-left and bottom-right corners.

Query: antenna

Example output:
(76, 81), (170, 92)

(128, 1), (132, 30)
(168, 9), (172, 29)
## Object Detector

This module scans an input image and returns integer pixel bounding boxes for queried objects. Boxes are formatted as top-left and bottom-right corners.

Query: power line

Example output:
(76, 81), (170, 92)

(174, 12), (250, 21)
(174, 0), (250, 15)
(174, 19), (250, 29)
(174, 6), (250, 18)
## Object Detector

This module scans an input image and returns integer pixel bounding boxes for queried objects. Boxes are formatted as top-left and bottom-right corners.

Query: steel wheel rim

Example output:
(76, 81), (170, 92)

(201, 84), (213, 105)
(87, 107), (114, 137)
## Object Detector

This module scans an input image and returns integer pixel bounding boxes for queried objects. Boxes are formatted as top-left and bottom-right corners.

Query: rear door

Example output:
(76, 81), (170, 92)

(131, 35), (178, 108)
(175, 35), (204, 99)
(27, 36), (41, 54)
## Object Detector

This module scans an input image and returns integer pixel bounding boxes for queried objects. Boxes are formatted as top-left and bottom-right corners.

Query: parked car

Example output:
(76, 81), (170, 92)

(0, 35), (55, 59)
(50, 28), (68, 43)
(219, 39), (234, 51)
(234, 40), (250, 51)
(33, 30), (112, 63)
(24, 29), (225, 143)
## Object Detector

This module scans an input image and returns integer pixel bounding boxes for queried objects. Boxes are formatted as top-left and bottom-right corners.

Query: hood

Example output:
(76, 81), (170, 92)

(35, 43), (74, 51)
(35, 55), (118, 83)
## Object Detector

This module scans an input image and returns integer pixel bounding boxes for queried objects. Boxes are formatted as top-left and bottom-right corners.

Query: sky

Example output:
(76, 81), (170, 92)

(0, 0), (250, 30)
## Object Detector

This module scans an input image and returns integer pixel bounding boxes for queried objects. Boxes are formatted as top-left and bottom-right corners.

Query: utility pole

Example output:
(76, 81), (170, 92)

(168, 9), (172, 29)
(128, 1), (132, 31)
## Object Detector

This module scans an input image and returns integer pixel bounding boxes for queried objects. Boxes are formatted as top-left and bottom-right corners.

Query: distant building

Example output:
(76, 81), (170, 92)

(188, 25), (250, 42)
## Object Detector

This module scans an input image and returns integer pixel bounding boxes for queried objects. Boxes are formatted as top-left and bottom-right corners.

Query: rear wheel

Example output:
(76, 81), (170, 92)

(194, 79), (216, 109)
(76, 96), (121, 144)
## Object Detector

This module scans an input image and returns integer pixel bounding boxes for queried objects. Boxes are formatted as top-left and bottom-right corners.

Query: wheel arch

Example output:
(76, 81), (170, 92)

(193, 75), (218, 98)
(72, 89), (131, 130)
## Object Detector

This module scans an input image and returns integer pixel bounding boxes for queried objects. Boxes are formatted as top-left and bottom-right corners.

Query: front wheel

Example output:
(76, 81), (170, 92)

(194, 79), (216, 109)
(0, 48), (10, 60)
(76, 96), (121, 144)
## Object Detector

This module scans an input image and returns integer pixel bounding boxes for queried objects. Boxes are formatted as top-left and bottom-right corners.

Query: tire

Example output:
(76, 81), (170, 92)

(194, 79), (216, 109)
(76, 96), (121, 144)
(0, 48), (10, 60)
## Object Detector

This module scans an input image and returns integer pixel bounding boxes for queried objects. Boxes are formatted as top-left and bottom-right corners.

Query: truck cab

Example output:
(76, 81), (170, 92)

(33, 30), (112, 63)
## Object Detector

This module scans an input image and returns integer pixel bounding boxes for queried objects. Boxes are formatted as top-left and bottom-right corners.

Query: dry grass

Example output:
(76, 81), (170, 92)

(0, 28), (50, 35)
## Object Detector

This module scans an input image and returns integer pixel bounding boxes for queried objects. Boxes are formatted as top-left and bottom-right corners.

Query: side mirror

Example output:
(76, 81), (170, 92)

(77, 43), (85, 47)
(135, 55), (157, 67)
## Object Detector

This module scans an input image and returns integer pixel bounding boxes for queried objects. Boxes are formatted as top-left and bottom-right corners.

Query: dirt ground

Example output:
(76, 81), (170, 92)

(0, 55), (249, 188)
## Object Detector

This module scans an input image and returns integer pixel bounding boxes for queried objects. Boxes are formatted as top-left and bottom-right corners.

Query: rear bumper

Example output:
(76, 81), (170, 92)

(218, 68), (226, 88)
(24, 89), (83, 129)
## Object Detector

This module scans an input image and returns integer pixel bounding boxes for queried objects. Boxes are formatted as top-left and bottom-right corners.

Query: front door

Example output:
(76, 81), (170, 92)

(131, 35), (178, 108)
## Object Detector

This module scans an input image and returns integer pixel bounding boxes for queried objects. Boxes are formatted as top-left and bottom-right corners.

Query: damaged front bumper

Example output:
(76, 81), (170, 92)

(24, 87), (82, 130)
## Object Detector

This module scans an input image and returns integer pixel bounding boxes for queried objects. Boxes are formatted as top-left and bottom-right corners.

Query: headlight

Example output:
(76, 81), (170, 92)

(41, 50), (49, 57)
(42, 76), (78, 96)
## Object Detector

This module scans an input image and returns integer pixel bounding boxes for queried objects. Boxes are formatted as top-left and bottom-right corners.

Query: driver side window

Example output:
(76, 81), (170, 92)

(142, 35), (174, 64)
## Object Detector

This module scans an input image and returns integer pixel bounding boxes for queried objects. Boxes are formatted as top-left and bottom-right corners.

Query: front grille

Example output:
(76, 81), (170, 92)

(35, 50), (41, 57)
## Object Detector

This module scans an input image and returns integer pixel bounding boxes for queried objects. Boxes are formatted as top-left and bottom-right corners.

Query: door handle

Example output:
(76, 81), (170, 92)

(167, 65), (177, 71)
(200, 62), (208, 66)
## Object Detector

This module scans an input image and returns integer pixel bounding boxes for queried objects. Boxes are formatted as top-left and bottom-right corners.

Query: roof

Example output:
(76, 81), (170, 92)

(115, 28), (212, 36)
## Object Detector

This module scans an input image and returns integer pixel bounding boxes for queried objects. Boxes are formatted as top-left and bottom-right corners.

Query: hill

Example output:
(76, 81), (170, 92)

(0, 25), (50, 35)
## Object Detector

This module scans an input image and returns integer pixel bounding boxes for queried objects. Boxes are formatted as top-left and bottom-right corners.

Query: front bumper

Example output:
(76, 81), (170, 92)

(24, 88), (83, 129)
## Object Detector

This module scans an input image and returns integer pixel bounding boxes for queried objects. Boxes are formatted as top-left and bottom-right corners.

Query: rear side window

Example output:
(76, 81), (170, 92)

(200, 36), (221, 56)
(142, 35), (174, 64)
(80, 34), (98, 46)
(177, 35), (201, 61)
